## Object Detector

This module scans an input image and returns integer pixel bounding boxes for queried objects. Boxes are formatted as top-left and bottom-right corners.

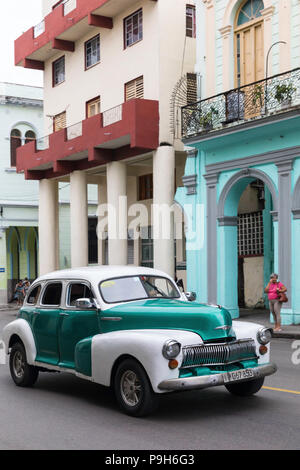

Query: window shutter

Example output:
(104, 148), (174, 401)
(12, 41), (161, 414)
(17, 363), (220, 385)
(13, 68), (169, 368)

(54, 112), (66, 132)
(187, 73), (197, 104)
(125, 76), (144, 101)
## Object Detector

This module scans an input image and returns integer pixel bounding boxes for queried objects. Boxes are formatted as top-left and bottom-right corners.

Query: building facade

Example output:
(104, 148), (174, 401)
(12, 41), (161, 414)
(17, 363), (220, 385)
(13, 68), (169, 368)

(14, 0), (197, 286)
(0, 83), (43, 303)
(176, 0), (300, 325)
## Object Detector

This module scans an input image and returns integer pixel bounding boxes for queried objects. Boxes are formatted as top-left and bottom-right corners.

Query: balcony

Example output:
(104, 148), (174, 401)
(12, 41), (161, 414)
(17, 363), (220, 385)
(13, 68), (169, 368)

(181, 68), (300, 141)
(17, 99), (159, 180)
(15, 0), (156, 69)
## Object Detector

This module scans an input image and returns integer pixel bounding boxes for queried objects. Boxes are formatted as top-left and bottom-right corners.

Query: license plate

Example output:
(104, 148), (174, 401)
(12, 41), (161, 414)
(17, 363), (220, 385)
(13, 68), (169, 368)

(223, 368), (255, 384)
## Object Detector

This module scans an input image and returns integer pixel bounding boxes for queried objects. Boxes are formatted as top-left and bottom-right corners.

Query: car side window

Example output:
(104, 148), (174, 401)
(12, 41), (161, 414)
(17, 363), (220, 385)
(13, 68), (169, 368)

(27, 284), (42, 305)
(67, 283), (93, 307)
(41, 283), (63, 306)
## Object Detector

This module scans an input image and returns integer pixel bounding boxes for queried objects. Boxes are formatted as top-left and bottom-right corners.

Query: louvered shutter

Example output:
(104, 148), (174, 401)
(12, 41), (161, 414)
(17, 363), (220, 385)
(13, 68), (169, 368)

(187, 73), (197, 104)
(125, 76), (144, 101)
(54, 112), (66, 132)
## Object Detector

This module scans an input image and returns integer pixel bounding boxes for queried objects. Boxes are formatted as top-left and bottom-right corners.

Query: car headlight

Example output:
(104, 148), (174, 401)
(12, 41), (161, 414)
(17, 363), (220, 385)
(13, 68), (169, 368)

(162, 340), (181, 359)
(257, 327), (272, 345)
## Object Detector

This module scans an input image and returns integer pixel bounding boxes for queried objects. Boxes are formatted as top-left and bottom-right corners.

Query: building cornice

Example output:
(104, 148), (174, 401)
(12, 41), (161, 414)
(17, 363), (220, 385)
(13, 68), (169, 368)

(0, 95), (43, 108)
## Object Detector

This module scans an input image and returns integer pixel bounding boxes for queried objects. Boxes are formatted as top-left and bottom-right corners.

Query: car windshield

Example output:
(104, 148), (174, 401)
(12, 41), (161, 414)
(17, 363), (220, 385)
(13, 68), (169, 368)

(99, 275), (180, 304)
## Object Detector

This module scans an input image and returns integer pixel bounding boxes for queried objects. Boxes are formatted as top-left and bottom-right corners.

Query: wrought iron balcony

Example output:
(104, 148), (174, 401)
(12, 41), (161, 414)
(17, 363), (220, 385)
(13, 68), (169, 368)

(181, 68), (300, 140)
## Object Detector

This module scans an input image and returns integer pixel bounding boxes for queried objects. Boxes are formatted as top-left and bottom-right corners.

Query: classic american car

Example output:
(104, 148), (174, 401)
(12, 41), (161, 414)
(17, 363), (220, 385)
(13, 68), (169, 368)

(3, 266), (277, 416)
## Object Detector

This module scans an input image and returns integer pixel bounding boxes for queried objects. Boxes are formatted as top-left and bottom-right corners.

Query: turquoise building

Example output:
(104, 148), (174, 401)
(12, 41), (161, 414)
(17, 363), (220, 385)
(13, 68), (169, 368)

(176, 0), (300, 325)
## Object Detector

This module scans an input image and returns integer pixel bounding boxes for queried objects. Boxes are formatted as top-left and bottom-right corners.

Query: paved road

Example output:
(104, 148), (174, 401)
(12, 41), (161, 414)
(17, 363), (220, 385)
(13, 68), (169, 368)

(0, 310), (299, 450)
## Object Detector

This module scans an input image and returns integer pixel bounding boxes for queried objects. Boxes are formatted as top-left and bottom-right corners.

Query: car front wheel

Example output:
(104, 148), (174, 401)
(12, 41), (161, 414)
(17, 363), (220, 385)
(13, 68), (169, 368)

(225, 377), (265, 397)
(114, 359), (159, 417)
(9, 342), (39, 387)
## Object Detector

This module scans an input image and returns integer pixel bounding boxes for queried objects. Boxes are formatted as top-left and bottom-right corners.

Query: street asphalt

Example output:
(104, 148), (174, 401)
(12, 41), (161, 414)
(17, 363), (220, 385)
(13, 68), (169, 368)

(0, 308), (299, 450)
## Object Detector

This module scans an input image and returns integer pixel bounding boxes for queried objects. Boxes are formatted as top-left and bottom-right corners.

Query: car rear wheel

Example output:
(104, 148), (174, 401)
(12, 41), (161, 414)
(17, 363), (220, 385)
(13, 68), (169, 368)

(114, 359), (159, 417)
(225, 377), (265, 397)
(9, 342), (39, 387)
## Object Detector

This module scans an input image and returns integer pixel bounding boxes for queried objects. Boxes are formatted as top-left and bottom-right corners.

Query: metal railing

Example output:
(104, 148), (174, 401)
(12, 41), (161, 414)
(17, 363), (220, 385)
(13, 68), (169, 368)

(67, 121), (83, 140)
(182, 68), (300, 139)
(33, 20), (45, 38)
(102, 104), (123, 127)
(63, 0), (77, 15)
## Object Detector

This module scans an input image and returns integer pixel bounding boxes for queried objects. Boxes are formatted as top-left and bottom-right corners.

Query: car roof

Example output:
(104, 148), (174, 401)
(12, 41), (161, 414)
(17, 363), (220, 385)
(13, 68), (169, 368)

(34, 265), (175, 285)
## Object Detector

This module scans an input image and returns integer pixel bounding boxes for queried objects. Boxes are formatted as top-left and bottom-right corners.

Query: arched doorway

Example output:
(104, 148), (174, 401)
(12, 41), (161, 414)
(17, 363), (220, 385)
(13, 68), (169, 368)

(217, 169), (278, 318)
(234, 0), (265, 87)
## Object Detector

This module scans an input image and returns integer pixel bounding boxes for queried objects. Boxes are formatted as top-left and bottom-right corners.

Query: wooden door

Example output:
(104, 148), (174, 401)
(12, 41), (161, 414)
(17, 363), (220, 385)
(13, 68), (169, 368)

(236, 21), (264, 118)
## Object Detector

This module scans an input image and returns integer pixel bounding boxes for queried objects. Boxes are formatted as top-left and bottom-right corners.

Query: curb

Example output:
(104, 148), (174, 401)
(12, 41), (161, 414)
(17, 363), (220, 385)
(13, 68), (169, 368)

(272, 331), (300, 340)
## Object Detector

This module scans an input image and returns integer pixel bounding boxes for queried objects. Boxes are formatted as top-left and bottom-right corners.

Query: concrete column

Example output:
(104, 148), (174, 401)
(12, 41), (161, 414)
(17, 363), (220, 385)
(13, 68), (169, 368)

(153, 145), (175, 277)
(39, 179), (59, 275)
(70, 171), (88, 268)
(97, 177), (107, 265)
(106, 161), (127, 265)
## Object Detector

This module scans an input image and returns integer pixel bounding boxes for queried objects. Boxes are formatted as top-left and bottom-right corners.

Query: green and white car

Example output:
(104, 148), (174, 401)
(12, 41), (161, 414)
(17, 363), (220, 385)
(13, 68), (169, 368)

(3, 266), (277, 416)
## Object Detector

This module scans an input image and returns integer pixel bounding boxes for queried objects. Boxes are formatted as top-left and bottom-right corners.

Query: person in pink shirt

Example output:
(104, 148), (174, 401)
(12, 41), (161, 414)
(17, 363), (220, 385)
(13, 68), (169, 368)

(264, 273), (287, 332)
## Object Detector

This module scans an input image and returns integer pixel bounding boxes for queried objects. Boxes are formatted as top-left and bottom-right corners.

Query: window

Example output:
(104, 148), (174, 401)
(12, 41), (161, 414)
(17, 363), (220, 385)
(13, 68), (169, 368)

(41, 283), (63, 306)
(25, 130), (36, 144)
(140, 226), (153, 268)
(54, 111), (66, 132)
(85, 35), (100, 69)
(67, 283), (93, 307)
(26, 284), (41, 305)
(10, 129), (22, 167)
(124, 9), (143, 48)
(186, 5), (196, 38)
(99, 275), (180, 304)
(125, 76), (144, 101)
(53, 56), (65, 86)
(238, 211), (264, 257)
(86, 96), (101, 118)
(138, 174), (153, 200)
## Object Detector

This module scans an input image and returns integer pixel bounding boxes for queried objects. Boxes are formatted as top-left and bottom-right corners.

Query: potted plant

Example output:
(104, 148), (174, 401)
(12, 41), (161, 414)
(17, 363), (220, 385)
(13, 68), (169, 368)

(199, 106), (219, 130)
(274, 83), (296, 108)
(252, 85), (264, 108)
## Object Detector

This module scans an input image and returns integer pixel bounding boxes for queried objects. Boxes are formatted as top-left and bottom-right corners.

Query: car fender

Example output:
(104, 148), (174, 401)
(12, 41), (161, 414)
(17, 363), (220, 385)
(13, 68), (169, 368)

(91, 329), (202, 393)
(232, 320), (270, 364)
(2, 319), (37, 365)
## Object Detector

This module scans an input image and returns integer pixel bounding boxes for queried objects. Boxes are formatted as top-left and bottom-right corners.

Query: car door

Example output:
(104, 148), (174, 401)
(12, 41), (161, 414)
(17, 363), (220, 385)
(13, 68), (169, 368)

(31, 281), (63, 365)
(58, 281), (100, 369)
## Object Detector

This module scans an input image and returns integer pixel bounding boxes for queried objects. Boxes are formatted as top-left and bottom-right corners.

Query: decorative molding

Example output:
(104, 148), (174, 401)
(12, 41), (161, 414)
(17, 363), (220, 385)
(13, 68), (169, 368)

(292, 209), (300, 220)
(202, 0), (214, 8)
(276, 160), (294, 175)
(205, 146), (300, 176)
(270, 211), (278, 222)
(186, 148), (198, 159)
(261, 6), (275, 20)
(219, 25), (232, 38)
(217, 216), (238, 227)
(182, 174), (197, 195)
(204, 173), (218, 187)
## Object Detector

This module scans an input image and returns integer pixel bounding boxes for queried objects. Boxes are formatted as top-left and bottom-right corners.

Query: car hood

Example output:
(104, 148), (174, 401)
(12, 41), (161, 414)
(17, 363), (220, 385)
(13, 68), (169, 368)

(100, 298), (235, 341)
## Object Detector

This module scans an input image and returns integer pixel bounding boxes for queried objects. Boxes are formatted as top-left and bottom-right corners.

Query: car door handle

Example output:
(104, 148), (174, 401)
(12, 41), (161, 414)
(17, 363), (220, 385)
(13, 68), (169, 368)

(60, 313), (70, 317)
(32, 310), (40, 315)
(101, 317), (122, 322)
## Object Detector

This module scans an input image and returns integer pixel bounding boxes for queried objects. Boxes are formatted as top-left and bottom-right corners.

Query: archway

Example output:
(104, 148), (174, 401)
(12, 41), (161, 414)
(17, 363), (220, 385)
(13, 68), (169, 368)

(7, 228), (21, 302)
(217, 169), (278, 317)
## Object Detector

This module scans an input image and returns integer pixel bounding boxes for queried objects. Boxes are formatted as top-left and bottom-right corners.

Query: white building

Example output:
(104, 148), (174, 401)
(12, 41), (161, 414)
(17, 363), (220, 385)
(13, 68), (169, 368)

(14, 0), (197, 284)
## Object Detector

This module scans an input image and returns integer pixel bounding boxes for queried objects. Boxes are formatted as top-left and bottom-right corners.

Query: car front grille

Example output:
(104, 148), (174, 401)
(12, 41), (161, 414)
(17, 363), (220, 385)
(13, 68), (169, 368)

(181, 339), (257, 369)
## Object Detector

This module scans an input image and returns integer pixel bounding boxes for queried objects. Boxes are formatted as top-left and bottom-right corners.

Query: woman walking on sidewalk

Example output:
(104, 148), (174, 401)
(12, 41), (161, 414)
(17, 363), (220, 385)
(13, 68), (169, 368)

(265, 273), (287, 332)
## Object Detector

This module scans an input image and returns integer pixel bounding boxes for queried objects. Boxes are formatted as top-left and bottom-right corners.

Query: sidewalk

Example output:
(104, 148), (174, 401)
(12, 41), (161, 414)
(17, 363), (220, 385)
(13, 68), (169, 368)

(237, 308), (300, 339)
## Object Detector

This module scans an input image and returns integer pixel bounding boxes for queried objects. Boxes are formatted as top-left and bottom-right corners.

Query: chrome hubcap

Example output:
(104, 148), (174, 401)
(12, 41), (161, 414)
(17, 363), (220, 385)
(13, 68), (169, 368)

(120, 370), (142, 407)
(13, 351), (25, 378)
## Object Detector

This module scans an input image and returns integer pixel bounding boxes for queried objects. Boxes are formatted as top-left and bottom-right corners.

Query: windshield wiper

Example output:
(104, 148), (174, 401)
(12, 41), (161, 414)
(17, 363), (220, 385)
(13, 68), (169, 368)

(143, 280), (166, 297)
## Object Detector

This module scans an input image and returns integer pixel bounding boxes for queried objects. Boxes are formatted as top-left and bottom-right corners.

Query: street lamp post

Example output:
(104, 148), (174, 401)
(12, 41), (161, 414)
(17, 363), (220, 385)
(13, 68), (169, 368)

(265, 41), (287, 115)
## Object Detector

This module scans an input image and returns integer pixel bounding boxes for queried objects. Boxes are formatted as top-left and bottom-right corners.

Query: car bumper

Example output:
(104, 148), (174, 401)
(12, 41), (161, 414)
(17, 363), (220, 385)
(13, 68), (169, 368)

(158, 363), (277, 391)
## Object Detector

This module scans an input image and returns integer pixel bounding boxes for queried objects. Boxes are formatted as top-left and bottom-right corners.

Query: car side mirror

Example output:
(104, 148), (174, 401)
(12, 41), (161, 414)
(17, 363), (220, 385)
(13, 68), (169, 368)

(75, 298), (96, 309)
(185, 292), (196, 302)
